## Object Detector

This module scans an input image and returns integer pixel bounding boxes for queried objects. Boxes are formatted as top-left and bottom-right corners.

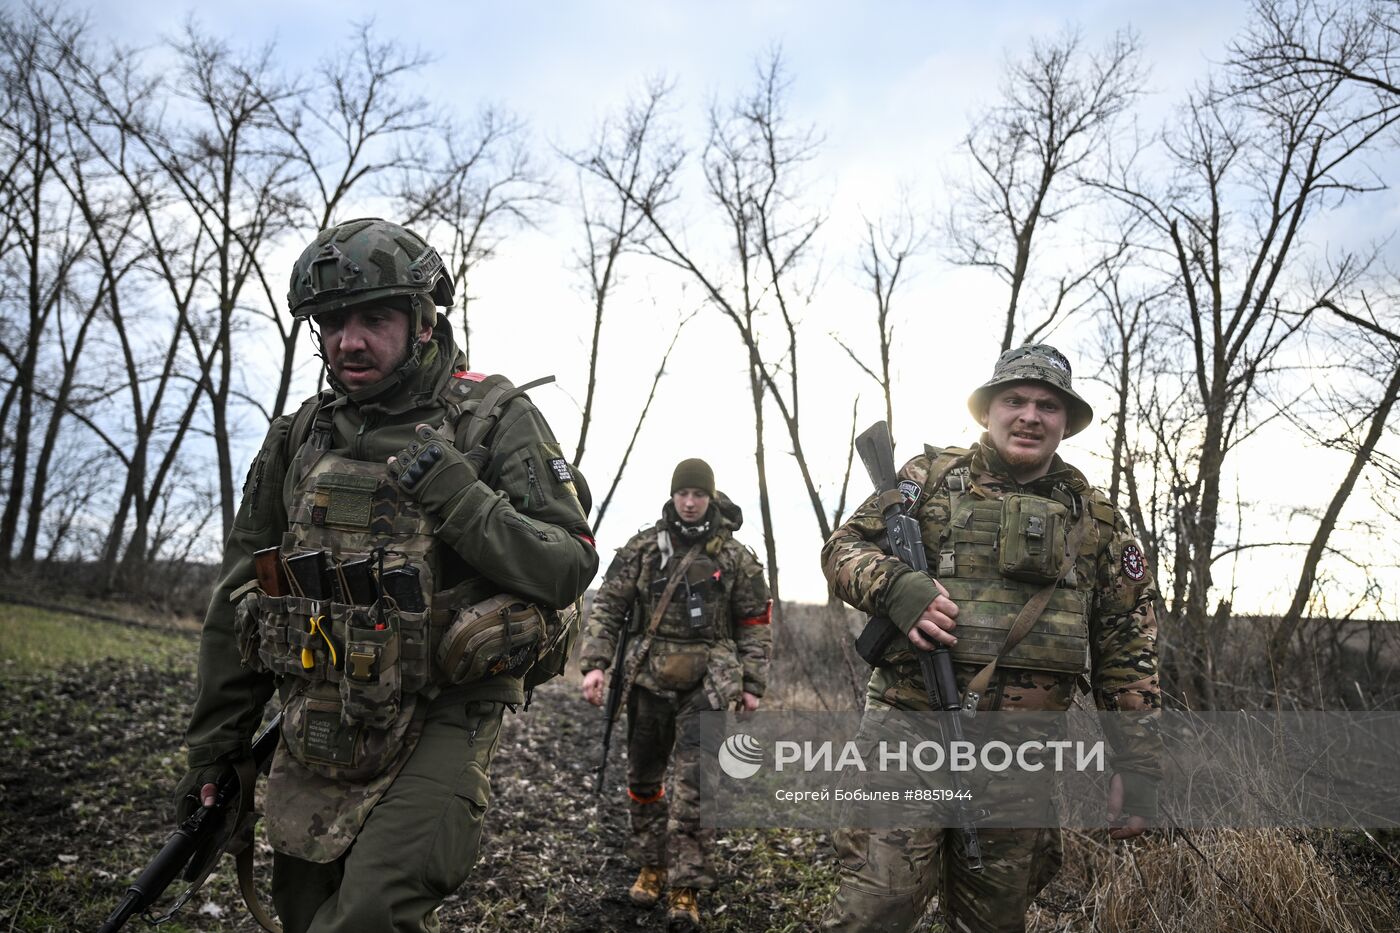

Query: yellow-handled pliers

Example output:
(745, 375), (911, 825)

(301, 615), (338, 670)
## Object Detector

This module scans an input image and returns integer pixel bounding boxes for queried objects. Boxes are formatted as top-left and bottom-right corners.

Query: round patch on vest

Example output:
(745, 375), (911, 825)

(897, 479), (922, 510)
(1122, 543), (1146, 581)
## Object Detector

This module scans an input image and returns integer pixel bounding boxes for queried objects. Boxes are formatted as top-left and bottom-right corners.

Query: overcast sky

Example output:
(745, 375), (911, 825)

(78, 1), (1400, 613)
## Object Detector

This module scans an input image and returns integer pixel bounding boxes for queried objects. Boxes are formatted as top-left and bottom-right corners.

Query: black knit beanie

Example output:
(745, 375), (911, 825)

(670, 458), (715, 497)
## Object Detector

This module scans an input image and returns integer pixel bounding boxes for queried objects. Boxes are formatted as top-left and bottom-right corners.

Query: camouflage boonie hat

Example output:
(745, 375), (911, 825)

(287, 217), (454, 320)
(967, 343), (1094, 437)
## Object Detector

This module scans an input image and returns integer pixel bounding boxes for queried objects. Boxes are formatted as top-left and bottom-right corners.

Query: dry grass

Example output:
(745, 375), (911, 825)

(1042, 828), (1400, 933)
(767, 601), (1400, 931)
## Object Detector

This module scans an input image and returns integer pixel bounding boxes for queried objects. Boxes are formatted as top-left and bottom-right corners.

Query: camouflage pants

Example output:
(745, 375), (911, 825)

(270, 696), (505, 933)
(821, 664), (1065, 933)
(626, 684), (718, 888)
(821, 824), (1062, 933)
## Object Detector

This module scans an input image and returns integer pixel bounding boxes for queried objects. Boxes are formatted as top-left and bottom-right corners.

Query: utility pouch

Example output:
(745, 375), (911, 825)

(394, 604), (433, 695)
(523, 600), (582, 690)
(280, 680), (419, 783)
(339, 603), (402, 730)
(701, 640), (743, 709)
(232, 587), (265, 672)
(648, 642), (711, 691)
(998, 494), (1069, 584)
(435, 594), (546, 685)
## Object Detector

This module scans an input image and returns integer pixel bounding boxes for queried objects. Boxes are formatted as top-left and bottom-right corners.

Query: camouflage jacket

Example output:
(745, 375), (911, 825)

(185, 315), (599, 771)
(579, 496), (772, 700)
(823, 437), (1160, 796)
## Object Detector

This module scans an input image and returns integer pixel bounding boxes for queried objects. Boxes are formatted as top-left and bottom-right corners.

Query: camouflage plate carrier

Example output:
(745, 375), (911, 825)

(235, 372), (580, 862)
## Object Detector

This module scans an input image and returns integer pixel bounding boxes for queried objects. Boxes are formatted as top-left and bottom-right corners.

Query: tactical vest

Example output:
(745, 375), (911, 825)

(628, 529), (739, 697)
(912, 449), (1100, 676)
(640, 531), (727, 643)
(239, 373), (580, 862)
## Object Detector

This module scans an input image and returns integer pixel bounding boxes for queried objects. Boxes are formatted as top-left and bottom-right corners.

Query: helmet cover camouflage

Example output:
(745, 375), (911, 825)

(287, 217), (454, 320)
(967, 343), (1094, 437)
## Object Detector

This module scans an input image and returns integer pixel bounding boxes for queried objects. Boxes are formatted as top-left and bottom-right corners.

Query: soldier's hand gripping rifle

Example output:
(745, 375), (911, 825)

(854, 420), (983, 872)
(595, 618), (632, 794)
(97, 711), (283, 933)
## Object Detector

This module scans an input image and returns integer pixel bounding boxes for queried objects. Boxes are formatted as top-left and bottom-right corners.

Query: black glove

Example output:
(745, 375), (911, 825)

(387, 424), (481, 517)
(173, 762), (232, 826)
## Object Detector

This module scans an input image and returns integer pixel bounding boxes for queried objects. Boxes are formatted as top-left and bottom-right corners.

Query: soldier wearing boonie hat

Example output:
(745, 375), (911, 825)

(820, 343), (1161, 933)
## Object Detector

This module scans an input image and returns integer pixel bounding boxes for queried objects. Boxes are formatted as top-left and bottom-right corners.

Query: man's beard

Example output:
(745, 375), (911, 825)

(330, 344), (413, 392)
(999, 443), (1052, 475)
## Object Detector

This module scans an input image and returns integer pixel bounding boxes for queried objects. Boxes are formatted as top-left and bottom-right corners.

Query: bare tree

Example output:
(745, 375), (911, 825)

(163, 25), (302, 541)
(590, 312), (694, 534)
(1087, 261), (1171, 564)
(579, 52), (836, 612)
(1271, 291), (1400, 656)
(945, 27), (1145, 351)
(561, 78), (680, 468)
(1093, 4), (1400, 705)
(834, 205), (927, 447)
(0, 7), (97, 568)
(398, 107), (551, 367)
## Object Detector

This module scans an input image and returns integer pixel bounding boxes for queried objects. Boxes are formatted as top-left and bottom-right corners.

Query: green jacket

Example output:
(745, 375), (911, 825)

(186, 316), (598, 770)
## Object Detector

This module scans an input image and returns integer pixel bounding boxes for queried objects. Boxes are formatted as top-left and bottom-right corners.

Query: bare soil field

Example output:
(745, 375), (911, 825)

(3, 599), (1398, 932)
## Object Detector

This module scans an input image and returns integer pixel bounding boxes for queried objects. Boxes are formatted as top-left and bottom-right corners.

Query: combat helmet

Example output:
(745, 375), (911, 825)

(287, 217), (454, 322)
(288, 218), (455, 393)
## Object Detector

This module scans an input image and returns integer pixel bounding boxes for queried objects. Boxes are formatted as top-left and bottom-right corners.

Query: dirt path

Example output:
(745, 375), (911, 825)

(0, 657), (834, 932)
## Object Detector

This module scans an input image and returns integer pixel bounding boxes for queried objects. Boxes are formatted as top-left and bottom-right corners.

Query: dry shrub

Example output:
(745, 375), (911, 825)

(1041, 828), (1400, 933)
(768, 600), (870, 711)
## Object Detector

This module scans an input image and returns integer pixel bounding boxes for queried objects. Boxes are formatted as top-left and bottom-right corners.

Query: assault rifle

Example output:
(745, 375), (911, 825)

(97, 711), (283, 933)
(594, 618), (632, 794)
(854, 420), (983, 872)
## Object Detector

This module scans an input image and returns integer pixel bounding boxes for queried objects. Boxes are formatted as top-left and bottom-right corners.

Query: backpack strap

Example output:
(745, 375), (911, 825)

(438, 373), (556, 453)
(285, 390), (337, 486)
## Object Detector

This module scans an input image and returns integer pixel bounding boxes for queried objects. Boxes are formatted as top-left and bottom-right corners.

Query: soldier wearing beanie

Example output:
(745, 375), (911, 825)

(820, 344), (1161, 933)
(579, 458), (772, 930)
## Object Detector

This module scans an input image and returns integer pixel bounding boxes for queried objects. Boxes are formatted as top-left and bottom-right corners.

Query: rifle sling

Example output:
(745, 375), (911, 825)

(225, 756), (282, 933)
(961, 500), (1091, 711)
(612, 543), (703, 720)
(236, 844), (281, 933)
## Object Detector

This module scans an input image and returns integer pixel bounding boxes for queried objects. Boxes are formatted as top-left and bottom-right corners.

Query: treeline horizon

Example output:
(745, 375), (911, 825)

(3, 1), (1400, 709)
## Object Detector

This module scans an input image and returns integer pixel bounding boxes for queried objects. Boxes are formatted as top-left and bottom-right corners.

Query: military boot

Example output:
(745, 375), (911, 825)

(666, 886), (700, 930)
(629, 866), (667, 906)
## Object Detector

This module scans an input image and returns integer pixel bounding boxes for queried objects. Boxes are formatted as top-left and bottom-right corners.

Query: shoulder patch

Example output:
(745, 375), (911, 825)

(1121, 542), (1147, 582)
(897, 479), (922, 509)
(454, 371), (488, 382)
(549, 457), (573, 482)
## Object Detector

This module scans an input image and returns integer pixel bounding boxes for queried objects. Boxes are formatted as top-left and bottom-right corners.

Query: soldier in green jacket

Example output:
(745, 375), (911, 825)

(820, 344), (1160, 933)
(579, 459), (772, 931)
(173, 218), (598, 933)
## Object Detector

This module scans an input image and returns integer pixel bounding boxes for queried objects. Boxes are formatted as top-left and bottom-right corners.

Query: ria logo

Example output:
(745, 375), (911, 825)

(717, 733), (764, 779)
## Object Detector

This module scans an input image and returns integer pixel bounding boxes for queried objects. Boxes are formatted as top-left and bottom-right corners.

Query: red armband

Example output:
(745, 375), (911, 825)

(738, 601), (772, 626)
